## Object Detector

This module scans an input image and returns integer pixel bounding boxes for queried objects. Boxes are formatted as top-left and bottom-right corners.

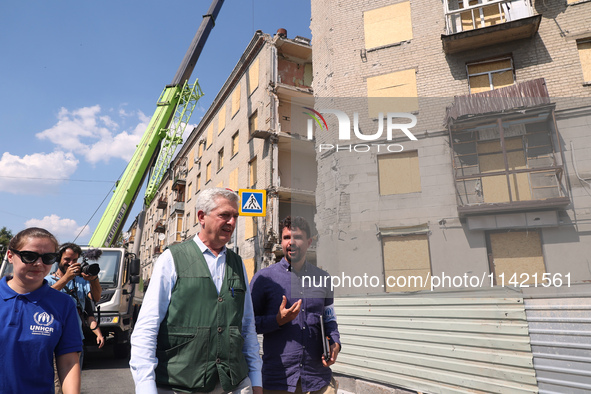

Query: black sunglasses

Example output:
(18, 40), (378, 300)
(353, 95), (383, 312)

(9, 249), (59, 265)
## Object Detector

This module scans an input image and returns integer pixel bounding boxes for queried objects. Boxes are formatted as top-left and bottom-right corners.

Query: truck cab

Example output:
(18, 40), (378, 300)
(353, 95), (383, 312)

(83, 247), (142, 358)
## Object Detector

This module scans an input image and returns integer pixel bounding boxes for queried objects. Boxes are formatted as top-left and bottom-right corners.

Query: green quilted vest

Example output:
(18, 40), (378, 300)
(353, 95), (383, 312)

(155, 240), (249, 392)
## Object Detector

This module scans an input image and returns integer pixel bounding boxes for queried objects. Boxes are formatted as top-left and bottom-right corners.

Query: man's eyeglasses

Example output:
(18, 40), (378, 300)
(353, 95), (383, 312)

(9, 249), (59, 265)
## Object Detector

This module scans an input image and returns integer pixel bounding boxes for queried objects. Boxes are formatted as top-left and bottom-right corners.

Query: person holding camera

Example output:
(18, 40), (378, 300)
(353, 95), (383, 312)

(46, 243), (102, 313)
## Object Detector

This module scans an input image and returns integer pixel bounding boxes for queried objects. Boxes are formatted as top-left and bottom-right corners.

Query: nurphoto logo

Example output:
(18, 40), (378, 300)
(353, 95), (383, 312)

(303, 108), (418, 153)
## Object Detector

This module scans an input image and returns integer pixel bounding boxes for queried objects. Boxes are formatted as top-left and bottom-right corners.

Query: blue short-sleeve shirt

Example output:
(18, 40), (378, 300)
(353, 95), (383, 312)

(0, 277), (83, 393)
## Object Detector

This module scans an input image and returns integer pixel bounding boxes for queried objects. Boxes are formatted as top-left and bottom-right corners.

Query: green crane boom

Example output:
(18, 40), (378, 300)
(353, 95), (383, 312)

(88, 0), (225, 248)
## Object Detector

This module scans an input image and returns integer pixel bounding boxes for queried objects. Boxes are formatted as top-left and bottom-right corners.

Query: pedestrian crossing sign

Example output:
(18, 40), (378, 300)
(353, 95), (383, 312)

(239, 189), (266, 217)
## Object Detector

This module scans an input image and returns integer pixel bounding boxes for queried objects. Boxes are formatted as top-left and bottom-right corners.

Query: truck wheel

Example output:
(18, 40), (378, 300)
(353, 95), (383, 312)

(114, 342), (131, 359)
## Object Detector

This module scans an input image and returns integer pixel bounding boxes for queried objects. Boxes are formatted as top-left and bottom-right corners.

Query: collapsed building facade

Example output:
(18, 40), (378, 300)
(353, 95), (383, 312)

(309, 0), (591, 392)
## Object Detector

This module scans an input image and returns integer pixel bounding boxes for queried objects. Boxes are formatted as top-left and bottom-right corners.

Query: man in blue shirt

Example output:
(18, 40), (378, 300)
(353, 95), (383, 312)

(45, 243), (102, 315)
(250, 216), (341, 393)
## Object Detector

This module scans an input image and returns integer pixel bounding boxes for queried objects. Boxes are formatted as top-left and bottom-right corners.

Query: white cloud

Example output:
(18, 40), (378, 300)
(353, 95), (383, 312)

(36, 105), (148, 164)
(0, 151), (78, 194)
(25, 214), (90, 242)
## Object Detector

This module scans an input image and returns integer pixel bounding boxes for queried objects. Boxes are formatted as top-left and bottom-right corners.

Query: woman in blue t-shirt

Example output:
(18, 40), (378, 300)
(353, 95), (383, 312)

(1, 227), (83, 393)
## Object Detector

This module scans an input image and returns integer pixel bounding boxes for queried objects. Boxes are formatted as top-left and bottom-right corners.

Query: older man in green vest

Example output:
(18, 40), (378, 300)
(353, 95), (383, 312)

(130, 188), (263, 394)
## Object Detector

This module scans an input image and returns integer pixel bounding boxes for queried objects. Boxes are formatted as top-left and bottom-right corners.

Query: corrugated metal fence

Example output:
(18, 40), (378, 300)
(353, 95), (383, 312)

(525, 297), (591, 394)
(333, 291), (538, 393)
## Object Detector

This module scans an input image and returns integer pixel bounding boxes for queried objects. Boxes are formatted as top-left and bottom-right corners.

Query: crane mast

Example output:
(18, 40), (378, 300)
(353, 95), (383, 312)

(88, 0), (225, 248)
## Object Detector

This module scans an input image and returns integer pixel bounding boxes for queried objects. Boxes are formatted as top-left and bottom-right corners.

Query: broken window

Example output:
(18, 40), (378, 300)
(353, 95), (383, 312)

(249, 111), (258, 138)
(363, 2), (413, 49)
(249, 157), (257, 188)
(378, 151), (421, 195)
(232, 131), (239, 157)
(382, 229), (432, 292)
(487, 230), (546, 285)
(218, 105), (226, 135)
(467, 57), (514, 94)
(577, 39), (591, 83)
(218, 148), (224, 171)
(232, 83), (241, 118)
(452, 116), (563, 207)
(445, 0), (532, 34)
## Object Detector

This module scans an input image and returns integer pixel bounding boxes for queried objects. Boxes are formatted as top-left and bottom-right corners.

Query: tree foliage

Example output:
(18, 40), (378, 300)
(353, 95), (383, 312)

(0, 227), (13, 258)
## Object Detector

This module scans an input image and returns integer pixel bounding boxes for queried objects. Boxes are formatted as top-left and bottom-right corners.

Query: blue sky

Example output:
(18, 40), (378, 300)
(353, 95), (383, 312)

(0, 0), (311, 244)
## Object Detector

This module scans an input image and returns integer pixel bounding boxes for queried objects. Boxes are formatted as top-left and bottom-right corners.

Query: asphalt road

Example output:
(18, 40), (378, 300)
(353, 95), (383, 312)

(81, 343), (134, 394)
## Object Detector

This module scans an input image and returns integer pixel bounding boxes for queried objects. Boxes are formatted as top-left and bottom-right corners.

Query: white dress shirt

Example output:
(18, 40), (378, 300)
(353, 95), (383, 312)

(129, 237), (262, 394)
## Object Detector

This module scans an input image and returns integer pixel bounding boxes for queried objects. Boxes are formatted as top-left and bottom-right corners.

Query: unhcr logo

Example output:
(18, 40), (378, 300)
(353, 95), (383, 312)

(34, 312), (54, 326)
(31, 311), (55, 336)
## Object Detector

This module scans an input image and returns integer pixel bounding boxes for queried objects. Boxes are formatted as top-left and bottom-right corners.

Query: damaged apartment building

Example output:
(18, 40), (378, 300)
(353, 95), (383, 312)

(310, 0), (591, 393)
(134, 29), (316, 282)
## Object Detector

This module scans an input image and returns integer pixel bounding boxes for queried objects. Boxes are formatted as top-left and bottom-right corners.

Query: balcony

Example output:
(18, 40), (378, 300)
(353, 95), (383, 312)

(442, 0), (541, 54)
(172, 176), (186, 190)
(154, 220), (166, 233)
(446, 79), (570, 215)
(157, 197), (167, 210)
(171, 201), (185, 215)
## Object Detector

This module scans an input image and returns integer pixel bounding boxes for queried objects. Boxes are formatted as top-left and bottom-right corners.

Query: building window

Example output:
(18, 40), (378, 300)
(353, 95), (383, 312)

(218, 148), (224, 171)
(363, 2), (413, 49)
(445, 0), (511, 34)
(249, 157), (257, 188)
(248, 58), (260, 96)
(232, 84), (241, 118)
(231, 131), (239, 157)
(187, 182), (192, 199)
(229, 168), (239, 191)
(206, 162), (212, 183)
(487, 230), (546, 285)
(467, 57), (514, 94)
(206, 124), (213, 149)
(249, 111), (258, 138)
(577, 39), (591, 83)
(244, 216), (257, 240)
(218, 105), (226, 135)
(378, 151), (421, 195)
(196, 173), (201, 193)
(198, 141), (204, 159)
(188, 149), (194, 171)
(382, 231), (431, 292)
(452, 117), (563, 207)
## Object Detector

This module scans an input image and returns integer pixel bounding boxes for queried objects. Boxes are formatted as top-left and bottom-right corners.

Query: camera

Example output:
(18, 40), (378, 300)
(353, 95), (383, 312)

(80, 248), (102, 277)
(80, 261), (100, 276)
